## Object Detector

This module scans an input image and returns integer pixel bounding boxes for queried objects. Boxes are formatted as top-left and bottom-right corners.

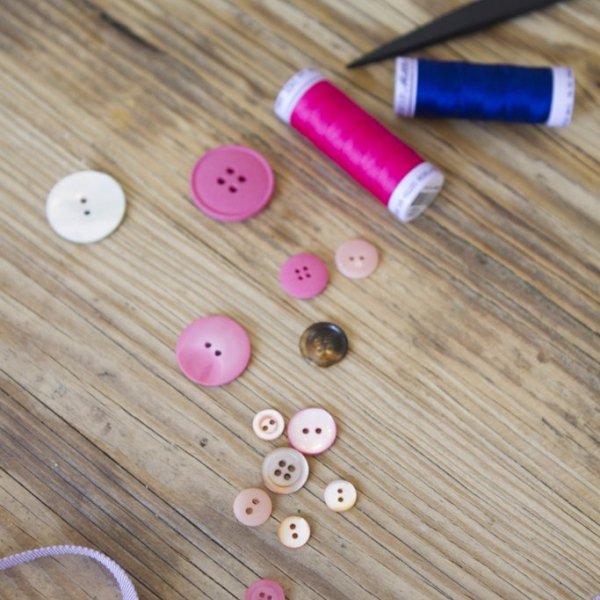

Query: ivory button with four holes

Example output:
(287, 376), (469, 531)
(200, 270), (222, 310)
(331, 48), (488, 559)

(46, 171), (126, 243)
(278, 516), (311, 548)
(324, 480), (357, 512)
(176, 315), (251, 386)
(279, 252), (329, 299)
(287, 407), (337, 455)
(233, 488), (272, 527)
(190, 145), (274, 222)
(261, 447), (309, 495)
(252, 409), (285, 441)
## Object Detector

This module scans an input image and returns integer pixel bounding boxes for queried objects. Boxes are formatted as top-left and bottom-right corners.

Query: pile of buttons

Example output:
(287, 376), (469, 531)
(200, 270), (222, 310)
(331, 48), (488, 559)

(44, 144), (380, 600)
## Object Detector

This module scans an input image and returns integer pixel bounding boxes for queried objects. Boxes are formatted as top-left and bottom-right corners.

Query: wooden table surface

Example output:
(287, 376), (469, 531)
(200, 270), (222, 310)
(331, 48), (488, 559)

(1, 1), (599, 599)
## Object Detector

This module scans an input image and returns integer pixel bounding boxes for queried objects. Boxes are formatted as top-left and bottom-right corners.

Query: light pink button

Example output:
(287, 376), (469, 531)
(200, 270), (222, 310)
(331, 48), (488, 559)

(245, 579), (285, 600)
(176, 315), (251, 386)
(279, 253), (329, 299)
(233, 488), (272, 527)
(190, 145), (274, 222)
(287, 407), (337, 455)
(335, 239), (379, 279)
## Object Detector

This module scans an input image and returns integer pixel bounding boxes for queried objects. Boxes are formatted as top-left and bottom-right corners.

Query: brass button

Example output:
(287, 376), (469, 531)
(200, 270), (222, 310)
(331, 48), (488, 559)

(299, 322), (348, 367)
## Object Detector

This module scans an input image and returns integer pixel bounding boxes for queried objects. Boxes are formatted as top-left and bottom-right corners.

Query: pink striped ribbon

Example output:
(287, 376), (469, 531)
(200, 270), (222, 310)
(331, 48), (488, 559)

(0, 545), (139, 600)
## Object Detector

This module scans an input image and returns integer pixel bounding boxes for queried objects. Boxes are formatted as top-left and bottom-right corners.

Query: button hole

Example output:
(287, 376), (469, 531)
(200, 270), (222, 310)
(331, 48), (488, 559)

(274, 469), (282, 476)
(316, 428), (322, 434)
(83, 210), (91, 216)
(205, 342), (212, 348)
(284, 473), (291, 480)
(215, 350), (222, 356)
(269, 419), (275, 425)
(298, 276), (303, 280)
(80, 197), (87, 204)
(278, 460), (286, 467)
(252, 498), (259, 505)
(292, 533), (298, 539)
(302, 428), (309, 434)
(262, 425), (268, 431)
(229, 186), (237, 193)
(245, 508), (253, 515)
(217, 178), (225, 185)
(359, 256), (364, 260)
(337, 488), (343, 494)
(288, 465), (295, 472)
(303, 266), (309, 271)
(338, 497), (344, 503)
(226, 167), (234, 174)
(294, 269), (300, 273)
(290, 523), (296, 530)
(238, 175), (246, 182)
(349, 256), (355, 261)
(306, 273), (311, 278)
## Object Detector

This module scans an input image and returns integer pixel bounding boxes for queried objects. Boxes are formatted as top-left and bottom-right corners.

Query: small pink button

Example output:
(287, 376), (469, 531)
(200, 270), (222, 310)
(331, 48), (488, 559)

(176, 316), (251, 386)
(287, 407), (337, 455)
(233, 488), (272, 527)
(244, 579), (285, 600)
(190, 145), (274, 222)
(279, 253), (329, 299)
(335, 239), (379, 279)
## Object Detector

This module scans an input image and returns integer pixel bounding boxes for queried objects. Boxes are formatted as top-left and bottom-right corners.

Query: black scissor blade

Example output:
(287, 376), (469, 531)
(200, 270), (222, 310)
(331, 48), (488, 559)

(347, 0), (565, 68)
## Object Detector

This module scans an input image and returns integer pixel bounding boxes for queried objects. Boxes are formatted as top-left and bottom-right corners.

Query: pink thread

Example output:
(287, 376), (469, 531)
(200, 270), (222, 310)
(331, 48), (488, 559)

(276, 70), (444, 222)
(292, 80), (424, 205)
(0, 545), (139, 600)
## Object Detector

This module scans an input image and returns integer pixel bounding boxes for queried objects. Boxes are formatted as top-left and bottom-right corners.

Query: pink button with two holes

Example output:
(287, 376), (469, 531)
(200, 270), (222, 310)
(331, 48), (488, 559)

(287, 407), (337, 455)
(279, 253), (329, 299)
(245, 579), (285, 600)
(190, 145), (274, 221)
(176, 316), (251, 386)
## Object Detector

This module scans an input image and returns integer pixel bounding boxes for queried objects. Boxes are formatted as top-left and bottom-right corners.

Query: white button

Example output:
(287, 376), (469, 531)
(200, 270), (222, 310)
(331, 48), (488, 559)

(46, 171), (126, 243)
(261, 448), (309, 495)
(277, 516), (310, 548)
(252, 409), (285, 441)
(324, 480), (357, 512)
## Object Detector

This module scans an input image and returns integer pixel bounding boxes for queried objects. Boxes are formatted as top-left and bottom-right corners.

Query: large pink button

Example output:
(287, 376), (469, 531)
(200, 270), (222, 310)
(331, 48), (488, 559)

(190, 145), (274, 221)
(244, 579), (285, 600)
(287, 407), (337, 455)
(176, 316), (251, 386)
(233, 488), (272, 527)
(279, 253), (329, 299)
(335, 239), (379, 279)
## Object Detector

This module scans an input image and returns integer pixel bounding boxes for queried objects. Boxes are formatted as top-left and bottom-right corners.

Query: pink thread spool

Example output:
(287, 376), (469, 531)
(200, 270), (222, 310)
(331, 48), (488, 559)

(275, 69), (444, 222)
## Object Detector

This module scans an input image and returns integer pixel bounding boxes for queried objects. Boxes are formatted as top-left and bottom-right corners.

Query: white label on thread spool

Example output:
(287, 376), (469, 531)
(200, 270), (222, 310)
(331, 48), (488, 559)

(275, 69), (326, 124)
(546, 67), (575, 128)
(394, 58), (419, 117)
(387, 162), (444, 223)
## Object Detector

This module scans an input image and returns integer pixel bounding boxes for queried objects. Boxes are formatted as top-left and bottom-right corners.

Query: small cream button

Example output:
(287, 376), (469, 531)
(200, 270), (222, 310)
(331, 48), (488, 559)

(278, 516), (310, 548)
(252, 409), (285, 441)
(324, 480), (357, 512)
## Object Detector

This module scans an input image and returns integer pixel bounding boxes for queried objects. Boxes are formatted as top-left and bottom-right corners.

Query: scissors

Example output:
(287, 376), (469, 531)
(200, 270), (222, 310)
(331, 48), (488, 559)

(347, 0), (567, 69)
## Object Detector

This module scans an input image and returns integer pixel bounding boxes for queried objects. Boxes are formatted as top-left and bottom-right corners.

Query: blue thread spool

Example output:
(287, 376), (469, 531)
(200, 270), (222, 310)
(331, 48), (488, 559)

(394, 58), (574, 127)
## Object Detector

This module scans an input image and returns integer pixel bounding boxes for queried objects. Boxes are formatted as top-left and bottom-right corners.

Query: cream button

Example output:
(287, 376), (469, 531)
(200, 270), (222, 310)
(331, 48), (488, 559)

(278, 516), (310, 548)
(233, 488), (272, 527)
(324, 480), (357, 512)
(252, 409), (285, 441)
(261, 448), (309, 495)
(46, 171), (126, 243)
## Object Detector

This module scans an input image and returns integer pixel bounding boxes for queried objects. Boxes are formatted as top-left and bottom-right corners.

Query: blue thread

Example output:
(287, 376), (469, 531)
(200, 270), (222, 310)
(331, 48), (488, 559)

(415, 60), (554, 123)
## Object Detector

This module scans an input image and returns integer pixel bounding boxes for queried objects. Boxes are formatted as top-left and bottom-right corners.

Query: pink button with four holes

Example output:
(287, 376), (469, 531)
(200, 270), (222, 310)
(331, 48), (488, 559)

(245, 579), (285, 600)
(279, 253), (329, 299)
(176, 316), (251, 386)
(287, 407), (337, 455)
(190, 145), (274, 221)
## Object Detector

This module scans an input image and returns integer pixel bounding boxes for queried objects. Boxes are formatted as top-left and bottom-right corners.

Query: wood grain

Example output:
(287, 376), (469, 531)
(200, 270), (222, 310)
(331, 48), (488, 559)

(1, 0), (599, 598)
